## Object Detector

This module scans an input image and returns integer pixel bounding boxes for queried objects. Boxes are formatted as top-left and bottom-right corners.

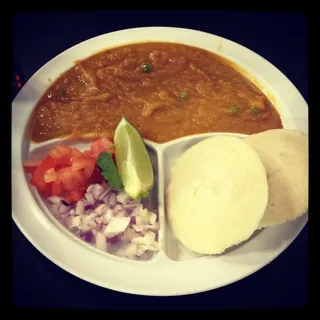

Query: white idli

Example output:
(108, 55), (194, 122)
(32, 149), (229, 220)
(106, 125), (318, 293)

(245, 129), (308, 228)
(166, 135), (269, 255)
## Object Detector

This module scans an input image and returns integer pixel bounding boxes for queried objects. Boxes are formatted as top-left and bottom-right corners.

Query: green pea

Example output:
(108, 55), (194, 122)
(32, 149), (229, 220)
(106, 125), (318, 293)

(230, 105), (240, 113)
(141, 63), (152, 73)
(179, 91), (189, 101)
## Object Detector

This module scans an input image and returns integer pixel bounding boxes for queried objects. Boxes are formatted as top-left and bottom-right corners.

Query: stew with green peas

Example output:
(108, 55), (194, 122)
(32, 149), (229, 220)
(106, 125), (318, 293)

(29, 42), (282, 143)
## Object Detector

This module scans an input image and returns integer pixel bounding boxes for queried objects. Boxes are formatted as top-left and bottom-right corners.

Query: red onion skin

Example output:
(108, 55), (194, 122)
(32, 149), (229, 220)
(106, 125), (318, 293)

(82, 231), (93, 242)
(107, 233), (123, 244)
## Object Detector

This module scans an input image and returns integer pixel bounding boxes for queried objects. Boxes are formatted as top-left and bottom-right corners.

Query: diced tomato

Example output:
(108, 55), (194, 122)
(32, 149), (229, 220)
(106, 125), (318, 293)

(64, 189), (85, 203)
(56, 167), (86, 191)
(71, 156), (96, 179)
(51, 180), (64, 196)
(49, 144), (73, 167)
(87, 164), (102, 184)
(23, 160), (42, 174)
(44, 168), (57, 183)
(71, 148), (83, 158)
(86, 137), (114, 160)
(30, 155), (56, 196)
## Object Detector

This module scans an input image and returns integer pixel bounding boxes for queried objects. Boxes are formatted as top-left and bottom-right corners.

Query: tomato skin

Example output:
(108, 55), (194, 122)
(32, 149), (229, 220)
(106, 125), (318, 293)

(72, 156), (96, 179)
(64, 189), (85, 203)
(51, 180), (64, 196)
(23, 160), (42, 174)
(50, 144), (73, 167)
(56, 167), (86, 191)
(87, 164), (102, 184)
(30, 155), (56, 193)
(71, 148), (83, 158)
(86, 137), (114, 159)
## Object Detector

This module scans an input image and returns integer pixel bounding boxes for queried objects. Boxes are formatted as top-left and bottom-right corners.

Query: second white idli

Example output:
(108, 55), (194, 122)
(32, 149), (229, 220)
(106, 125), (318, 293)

(166, 135), (269, 255)
(244, 129), (308, 228)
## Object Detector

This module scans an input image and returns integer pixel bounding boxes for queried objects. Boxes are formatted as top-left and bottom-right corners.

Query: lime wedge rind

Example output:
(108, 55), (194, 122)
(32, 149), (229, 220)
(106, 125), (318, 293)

(114, 117), (154, 199)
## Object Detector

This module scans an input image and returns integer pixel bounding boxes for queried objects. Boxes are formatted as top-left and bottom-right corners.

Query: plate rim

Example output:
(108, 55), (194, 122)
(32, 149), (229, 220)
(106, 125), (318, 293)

(12, 26), (308, 296)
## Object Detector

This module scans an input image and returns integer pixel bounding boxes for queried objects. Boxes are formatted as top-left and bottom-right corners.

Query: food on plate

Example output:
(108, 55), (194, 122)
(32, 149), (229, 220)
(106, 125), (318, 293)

(244, 129), (308, 228)
(23, 125), (159, 260)
(28, 42), (282, 144)
(114, 117), (154, 199)
(166, 135), (269, 255)
(166, 129), (308, 255)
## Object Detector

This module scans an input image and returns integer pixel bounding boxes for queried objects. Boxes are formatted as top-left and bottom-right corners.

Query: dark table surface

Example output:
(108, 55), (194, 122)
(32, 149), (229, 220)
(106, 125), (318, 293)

(12, 11), (308, 309)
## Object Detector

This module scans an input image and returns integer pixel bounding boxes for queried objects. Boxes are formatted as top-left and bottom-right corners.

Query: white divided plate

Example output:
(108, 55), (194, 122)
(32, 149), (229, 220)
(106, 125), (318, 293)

(12, 27), (308, 296)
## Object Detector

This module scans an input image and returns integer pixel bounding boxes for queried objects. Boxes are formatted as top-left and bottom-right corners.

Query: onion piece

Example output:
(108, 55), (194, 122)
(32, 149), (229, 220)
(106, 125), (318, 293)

(103, 216), (130, 237)
(91, 184), (104, 200)
(85, 192), (95, 205)
(108, 193), (117, 206)
(130, 204), (143, 216)
(47, 196), (62, 204)
(113, 204), (123, 213)
(132, 231), (156, 245)
(95, 232), (107, 251)
(76, 200), (85, 215)
(103, 211), (114, 224)
(95, 204), (108, 215)
(135, 215), (150, 226)
(82, 231), (93, 242)
(149, 213), (157, 225)
(102, 194), (110, 206)
(123, 243), (138, 258)
(98, 187), (112, 201)
(58, 203), (70, 215)
(83, 213), (97, 224)
(70, 216), (81, 228)
(86, 185), (95, 193)
(116, 192), (131, 204)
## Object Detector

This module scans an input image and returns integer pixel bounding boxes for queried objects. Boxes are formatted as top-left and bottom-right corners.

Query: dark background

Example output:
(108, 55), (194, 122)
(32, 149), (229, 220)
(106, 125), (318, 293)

(12, 10), (308, 309)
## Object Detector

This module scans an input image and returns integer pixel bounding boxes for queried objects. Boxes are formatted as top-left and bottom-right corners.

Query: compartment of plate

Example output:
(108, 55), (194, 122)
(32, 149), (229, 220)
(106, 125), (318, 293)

(25, 139), (162, 262)
(161, 133), (262, 261)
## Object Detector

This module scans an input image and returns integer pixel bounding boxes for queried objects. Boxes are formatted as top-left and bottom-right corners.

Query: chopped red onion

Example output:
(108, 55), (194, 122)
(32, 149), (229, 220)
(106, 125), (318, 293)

(108, 193), (117, 206)
(58, 203), (70, 215)
(123, 202), (140, 210)
(131, 204), (143, 216)
(84, 204), (98, 211)
(91, 184), (104, 200)
(113, 204), (123, 213)
(94, 204), (108, 215)
(82, 231), (93, 243)
(116, 192), (131, 204)
(85, 192), (95, 205)
(130, 217), (136, 224)
(107, 233), (123, 244)
(102, 194), (110, 206)
(47, 196), (62, 204)
(103, 216), (130, 237)
(95, 232), (107, 251)
(98, 187), (112, 201)
(76, 200), (85, 215)
(45, 180), (159, 260)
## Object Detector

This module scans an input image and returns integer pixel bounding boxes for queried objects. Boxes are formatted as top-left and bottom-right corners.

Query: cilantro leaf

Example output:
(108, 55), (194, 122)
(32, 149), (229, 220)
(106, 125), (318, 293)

(97, 152), (123, 190)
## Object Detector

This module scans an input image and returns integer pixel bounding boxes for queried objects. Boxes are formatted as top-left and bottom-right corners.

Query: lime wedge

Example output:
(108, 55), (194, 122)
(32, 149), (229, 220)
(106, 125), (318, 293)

(114, 117), (154, 199)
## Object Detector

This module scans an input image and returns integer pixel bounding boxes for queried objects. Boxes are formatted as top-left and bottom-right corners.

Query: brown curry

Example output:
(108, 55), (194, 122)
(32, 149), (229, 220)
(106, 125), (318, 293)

(30, 42), (282, 143)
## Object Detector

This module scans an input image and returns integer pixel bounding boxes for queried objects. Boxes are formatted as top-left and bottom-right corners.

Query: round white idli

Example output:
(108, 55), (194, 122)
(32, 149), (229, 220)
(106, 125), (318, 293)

(166, 135), (269, 255)
(244, 129), (308, 228)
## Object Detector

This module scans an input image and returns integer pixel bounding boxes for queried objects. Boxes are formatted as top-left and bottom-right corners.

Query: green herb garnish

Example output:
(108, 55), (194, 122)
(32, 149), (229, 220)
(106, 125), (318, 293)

(97, 151), (123, 189)
(141, 63), (152, 73)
